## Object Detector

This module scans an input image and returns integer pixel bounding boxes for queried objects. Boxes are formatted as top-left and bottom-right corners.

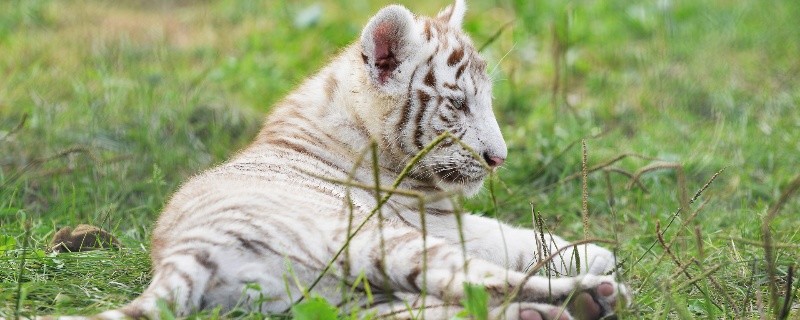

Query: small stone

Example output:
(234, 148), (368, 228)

(49, 224), (121, 253)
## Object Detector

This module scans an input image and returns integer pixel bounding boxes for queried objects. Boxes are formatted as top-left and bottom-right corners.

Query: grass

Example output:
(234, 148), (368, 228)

(1, 0), (799, 318)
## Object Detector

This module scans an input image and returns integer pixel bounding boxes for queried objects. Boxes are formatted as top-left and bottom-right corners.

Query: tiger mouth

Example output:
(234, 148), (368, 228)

(435, 167), (486, 184)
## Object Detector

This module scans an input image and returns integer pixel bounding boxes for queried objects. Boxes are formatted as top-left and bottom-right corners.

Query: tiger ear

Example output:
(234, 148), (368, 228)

(361, 5), (420, 92)
(436, 0), (467, 28)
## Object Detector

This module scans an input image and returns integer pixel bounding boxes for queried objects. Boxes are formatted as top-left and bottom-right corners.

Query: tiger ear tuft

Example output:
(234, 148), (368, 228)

(361, 5), (419, 91)
(436, 0), (467, 28)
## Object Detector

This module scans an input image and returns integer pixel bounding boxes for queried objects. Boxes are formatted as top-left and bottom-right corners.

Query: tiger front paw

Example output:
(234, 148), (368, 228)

(567, 275), (631, 320)
(491, 302), (572, 320)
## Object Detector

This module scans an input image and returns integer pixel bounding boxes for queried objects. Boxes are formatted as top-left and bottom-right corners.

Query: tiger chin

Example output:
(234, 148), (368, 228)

(49, 1), (630, 319)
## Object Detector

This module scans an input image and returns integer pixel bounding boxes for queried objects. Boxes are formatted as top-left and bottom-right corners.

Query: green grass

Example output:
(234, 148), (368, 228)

(1, 0), (799, 318)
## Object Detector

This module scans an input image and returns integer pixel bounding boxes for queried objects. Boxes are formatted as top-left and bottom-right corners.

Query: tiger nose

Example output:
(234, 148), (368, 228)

(482, 152), (505, 167)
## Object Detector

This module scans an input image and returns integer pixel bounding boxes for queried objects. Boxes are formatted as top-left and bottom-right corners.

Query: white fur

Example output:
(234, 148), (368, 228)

(437, 0), (467, 28)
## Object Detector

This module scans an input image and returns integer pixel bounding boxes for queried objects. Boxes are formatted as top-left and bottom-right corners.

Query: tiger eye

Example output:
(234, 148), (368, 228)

(449, 97), (465, 110)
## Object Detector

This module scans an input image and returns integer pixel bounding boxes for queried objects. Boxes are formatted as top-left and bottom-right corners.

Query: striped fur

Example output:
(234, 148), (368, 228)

(52, 1), (629, 319)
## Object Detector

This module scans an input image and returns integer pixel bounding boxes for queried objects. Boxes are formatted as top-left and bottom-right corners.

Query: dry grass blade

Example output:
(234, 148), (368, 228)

(636, 198), (717, 310)
(488, 174), (511, 271)
(531, 205), (549, 273)
(14, 220), (32, 320)
(523, 129), (613, 187)
(341, 146), (371, 293)
(743, 260), (758, 318)
(550, 19), (564, 115)
(451, 198), (469, 274)
(0, 145), (98, 190)
(694, 226), (705, 261)
(723, 237), (800, 249)
(662, 197), (711, 256)
(560, 153), (661, 186)
(603, 170), (615, 207)
(763, 173), (800, 314)
(756, 286), (766, 320)
(656, 217), (726, 313)
(656, 212), (736, 312)
(629, 168), (724, 276)
(671, 263), (723, 293)
(690, 167), (725, 204)
(0, 112), (27, 143)
(306, 175), (424, 198)
(626, 161), (688, 210)
(779, 265), (794, 320)
(478, 20), (514, 52)
(504, 238), (617, 304)
(580, 140), (589, 274)
(35, 154), (132, 177)
(692, 259), (739, 315)
(604, 167), (649, 192)
(655, 222), (685, 278)
(667, 257), (695, 280)
(370, 142), (391, 292)
(416, 198), (429, 305)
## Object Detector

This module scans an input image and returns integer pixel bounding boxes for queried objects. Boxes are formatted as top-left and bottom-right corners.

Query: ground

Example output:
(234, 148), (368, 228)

(1, 0), (798, 318)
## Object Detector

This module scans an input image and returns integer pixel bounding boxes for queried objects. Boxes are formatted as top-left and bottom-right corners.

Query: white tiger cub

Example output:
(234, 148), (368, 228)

(60, 1), (631, 319)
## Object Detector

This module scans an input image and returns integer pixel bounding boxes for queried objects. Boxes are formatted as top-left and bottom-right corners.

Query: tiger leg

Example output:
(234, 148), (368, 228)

(365, 293), (463, 319)
(364, 293), (604, 320)
(439, 258), (628, 320)
(89, 248), (217, 320)
(422, 214), (618, 276)
(368, 293), (575, 320)
(490, 302), (573, 320)
(346, 226), (628, 320)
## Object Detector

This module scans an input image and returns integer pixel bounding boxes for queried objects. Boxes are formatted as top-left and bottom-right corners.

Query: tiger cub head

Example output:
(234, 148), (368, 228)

(360, 0), (507, 196)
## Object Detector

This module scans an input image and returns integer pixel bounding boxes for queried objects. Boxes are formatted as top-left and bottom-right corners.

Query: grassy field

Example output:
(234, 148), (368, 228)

(1, 0), (799, 318)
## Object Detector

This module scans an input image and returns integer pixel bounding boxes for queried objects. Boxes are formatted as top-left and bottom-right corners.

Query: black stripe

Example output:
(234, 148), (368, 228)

(157, 261), (195, 302)
(455, 63), (467, 80)
(447, 48), (464, 67)
(427, 208), (454, 215)
(397, 64), (423, 153)
(412, 96), (428, 151)
(424, 68), (436, 87)
(406, 266), (422, 291)
(267, 137), (346, 174)
(165, 249), (219, 278)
